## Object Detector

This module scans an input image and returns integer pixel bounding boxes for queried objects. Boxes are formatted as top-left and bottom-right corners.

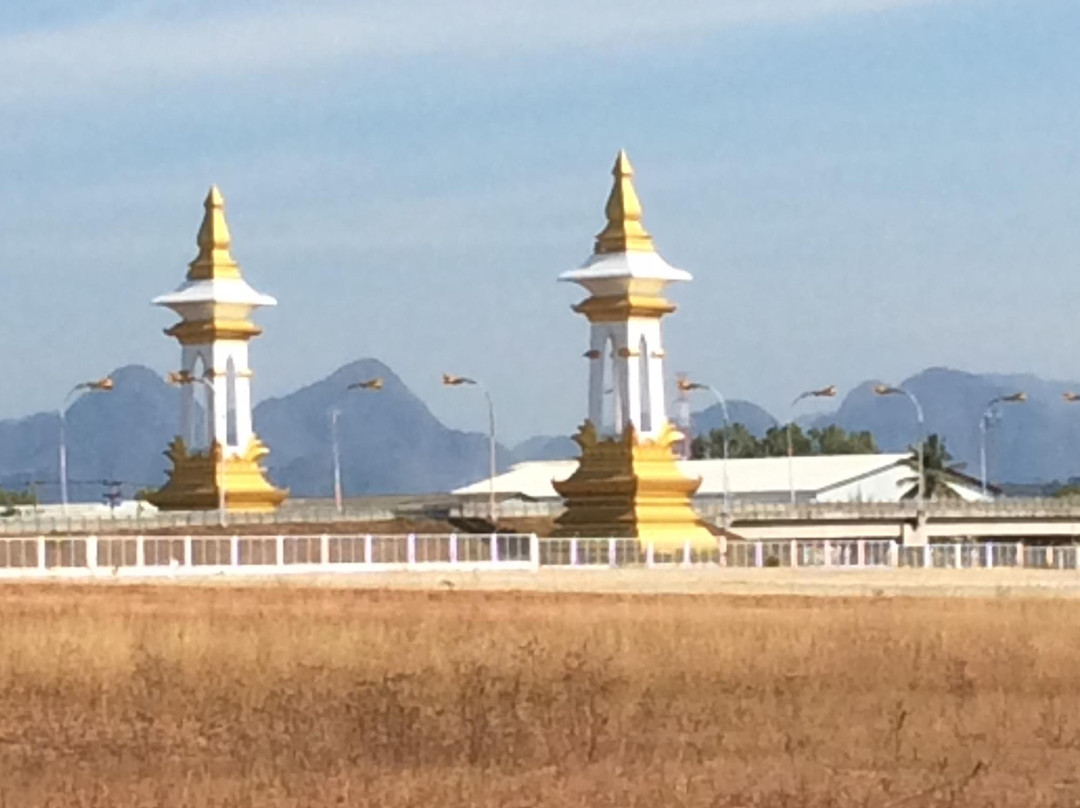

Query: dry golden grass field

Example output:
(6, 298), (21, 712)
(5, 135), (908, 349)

(1, 584), (1079, 807)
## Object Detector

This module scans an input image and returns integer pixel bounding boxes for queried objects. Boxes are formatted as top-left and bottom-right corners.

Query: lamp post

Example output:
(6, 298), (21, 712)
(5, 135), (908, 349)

(59, 376), (114, 510)
(678, 378), (731, 524)
(443, 374), (496, 525)
(332, 378), (384, 513)
(167, 370), (226, 526)
(873, 384), (925, 512)
(787, 385), (837, 504)
(979, 392), (1027, 498)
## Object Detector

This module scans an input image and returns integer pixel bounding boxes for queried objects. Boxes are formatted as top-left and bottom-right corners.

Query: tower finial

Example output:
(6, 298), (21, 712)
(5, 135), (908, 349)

(593, 150), (655, 255)
(187, 185), (241, 281)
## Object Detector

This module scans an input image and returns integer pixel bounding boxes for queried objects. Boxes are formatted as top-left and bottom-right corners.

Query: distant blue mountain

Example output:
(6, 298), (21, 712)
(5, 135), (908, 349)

(1, 363), (1077, 501)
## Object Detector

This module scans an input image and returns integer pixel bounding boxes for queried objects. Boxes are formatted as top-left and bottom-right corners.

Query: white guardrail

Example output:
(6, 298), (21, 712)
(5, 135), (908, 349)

(0, 535), (1077, 579)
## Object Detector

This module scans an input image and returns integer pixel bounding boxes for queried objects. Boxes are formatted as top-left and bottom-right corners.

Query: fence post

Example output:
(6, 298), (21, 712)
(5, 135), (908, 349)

(888, 540), (899, 568)
(683, 540), (692, 568)
(985, 543), (994, 570)
(1017, 541), (1024, 568)
(824, 539), (832, 568)
(407, 533), (417, 567)
(608, 537), (618, 568)
(364, 535), (373, 565)
(954, 543), (962, 569)
(530, 534), (540, 571)
(36, 536), (46, 571)
(136, 535), (146, 569)
(570, 538), (578, 567)
(646, 540), (655, 569)
(183, 536), (193, 568)
(85, 536), (98, 571)
(790, 539), (799, 568)
(754, 541), (764, 569)
(320, 533), (330, 567)
(449, 533), (458, 564)
(857, 540), (866, 568)
(229, 535), (239, 568)
(490, 533), (499, 564)
(923, 543), (931, 568)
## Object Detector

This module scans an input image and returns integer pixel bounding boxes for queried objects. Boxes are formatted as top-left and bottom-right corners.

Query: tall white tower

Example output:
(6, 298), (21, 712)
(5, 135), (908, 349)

(148, 187), (286, 512)
(559, 150), (690, 440)
(553, 152), (713, 548)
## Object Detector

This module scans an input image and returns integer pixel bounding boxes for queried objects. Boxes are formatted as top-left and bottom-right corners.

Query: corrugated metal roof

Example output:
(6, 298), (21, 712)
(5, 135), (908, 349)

(453, 454), (913, 499)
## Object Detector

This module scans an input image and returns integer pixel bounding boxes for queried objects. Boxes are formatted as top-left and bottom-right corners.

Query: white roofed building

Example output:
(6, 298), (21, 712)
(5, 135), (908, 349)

(453, 454), (990, 508)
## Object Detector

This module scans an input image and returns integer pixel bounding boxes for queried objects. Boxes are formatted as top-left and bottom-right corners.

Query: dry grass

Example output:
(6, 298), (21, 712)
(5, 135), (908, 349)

(0, 585), (1077, 806)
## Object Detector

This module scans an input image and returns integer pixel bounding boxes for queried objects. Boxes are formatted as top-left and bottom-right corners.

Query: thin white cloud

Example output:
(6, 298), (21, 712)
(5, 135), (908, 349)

(1, 0), (963, 105)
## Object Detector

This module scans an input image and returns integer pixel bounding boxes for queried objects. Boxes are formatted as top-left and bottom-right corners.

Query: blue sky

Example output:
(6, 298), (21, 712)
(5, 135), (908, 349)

(1, 0), (1078, 442)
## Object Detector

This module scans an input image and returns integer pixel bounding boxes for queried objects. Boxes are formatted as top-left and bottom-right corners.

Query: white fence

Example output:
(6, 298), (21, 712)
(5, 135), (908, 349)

(538, 538), (1080, 571)
(0, 534), (538, 579)
(0, 535), (1077, 580)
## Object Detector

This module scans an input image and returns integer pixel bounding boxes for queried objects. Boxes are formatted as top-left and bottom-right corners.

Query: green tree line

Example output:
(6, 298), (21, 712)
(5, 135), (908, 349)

(691, 423), (879, 460)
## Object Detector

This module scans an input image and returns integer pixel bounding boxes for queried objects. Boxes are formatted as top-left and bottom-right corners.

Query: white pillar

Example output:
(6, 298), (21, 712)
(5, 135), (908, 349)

(587, 326), (607, 429)
(86, 536), (98, 571)
(135, 535), (146, 569)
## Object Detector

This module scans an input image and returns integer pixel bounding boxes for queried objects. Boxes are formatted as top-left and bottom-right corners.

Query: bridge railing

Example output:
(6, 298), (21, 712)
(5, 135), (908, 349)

(0, 535), (1077, 579)
(0, 534), (540, 578)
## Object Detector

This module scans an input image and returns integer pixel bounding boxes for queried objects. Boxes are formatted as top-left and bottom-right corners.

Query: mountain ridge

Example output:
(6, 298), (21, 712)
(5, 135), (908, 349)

(2, 362), (1079, 501)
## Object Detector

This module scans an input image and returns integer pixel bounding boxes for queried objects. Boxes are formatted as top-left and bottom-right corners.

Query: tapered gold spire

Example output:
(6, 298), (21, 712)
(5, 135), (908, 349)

(187, 186), (242, 281)
(593, 150), (655, 255)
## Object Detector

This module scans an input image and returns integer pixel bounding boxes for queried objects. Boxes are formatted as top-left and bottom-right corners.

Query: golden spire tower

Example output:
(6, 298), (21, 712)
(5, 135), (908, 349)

(147, 187), (287, 513)
(553, 152), (713, 549)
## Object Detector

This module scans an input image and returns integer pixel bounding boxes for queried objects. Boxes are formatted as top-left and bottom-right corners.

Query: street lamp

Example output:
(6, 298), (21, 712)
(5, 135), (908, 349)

(59, 376), (113, 510)
(677, 378), (731, 523)
(167, 370), (226, 526)
(873, 384), (925, 511)
(979, 392), (1027, 497)
(332, 378), (384, 513)
(787, 385), (837, 504)
(443, 373), (497, 525)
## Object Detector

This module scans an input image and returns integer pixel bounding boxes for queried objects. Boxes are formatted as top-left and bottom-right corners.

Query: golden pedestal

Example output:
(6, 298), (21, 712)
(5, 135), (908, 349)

(553, 421), (715, 551)
(147, 437), (287, 513)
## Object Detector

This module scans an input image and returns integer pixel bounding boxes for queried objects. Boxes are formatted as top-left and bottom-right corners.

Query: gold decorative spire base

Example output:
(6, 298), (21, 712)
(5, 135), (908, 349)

(553, 421), (715, 551)
(147, 437), (287, 513)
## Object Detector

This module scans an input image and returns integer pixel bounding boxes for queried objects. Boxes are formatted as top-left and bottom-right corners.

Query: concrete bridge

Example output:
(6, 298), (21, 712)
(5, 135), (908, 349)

(697, 500), (1080, 544)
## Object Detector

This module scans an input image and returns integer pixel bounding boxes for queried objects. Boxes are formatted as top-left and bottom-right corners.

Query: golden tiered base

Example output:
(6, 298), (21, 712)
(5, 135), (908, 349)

(553, 421), (715, 551)
(147, 436), (288, 513)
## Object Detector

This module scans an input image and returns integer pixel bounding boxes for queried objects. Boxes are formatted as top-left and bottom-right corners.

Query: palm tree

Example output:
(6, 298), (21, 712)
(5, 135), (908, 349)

(899, 433), (966, 500)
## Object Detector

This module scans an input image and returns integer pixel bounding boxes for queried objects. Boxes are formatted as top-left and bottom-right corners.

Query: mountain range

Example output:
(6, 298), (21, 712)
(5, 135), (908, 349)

(1, 362), (1078, 502)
